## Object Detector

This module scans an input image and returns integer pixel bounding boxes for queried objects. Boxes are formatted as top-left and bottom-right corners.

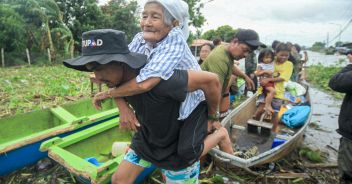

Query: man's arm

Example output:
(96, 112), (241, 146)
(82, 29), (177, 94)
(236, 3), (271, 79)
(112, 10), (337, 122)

(93, 78), (161, 109)
(187, 70), (220, 116)
(114, 97), (140, 131)
(232, 64), (255, 90)
(111, 77), (161, 96)
(260, 76), (285, 86)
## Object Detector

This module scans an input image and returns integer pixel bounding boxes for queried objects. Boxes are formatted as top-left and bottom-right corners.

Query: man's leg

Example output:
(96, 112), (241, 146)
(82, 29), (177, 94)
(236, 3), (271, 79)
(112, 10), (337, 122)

(178, 102), (233, 159)
(253, 103), (265, 120)
(271, 98), (283, 133)
(338, 137), (352, 184)
(253, 93), (266, 120)
(112, 150), (150, 184)
(177, 103), (208, 162)
(202, 126), (233, 155)
(161, 161), (200, 184)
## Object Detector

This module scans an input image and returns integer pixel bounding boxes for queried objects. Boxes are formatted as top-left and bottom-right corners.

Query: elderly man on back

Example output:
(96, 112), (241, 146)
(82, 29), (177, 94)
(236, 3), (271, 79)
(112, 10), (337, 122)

(93, 0), (216, 131)
(64, 29), (233, 184)
(91, 0), (234, 157)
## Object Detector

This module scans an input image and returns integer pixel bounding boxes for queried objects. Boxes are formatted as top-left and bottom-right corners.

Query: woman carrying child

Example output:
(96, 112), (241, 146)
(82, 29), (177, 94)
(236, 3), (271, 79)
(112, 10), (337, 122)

(254, 43), (293, 132)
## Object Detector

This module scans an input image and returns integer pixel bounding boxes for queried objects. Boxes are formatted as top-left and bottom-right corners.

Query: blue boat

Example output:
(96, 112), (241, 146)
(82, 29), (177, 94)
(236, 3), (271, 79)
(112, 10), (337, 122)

(0, 98), (118, 176)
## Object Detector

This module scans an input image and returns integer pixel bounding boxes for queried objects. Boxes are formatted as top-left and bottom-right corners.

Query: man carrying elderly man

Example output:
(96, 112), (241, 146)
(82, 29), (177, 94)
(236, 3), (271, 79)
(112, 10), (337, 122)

(69, 0), (265, 183)
(65, 0), (234, 183)
(64, 29), (233, 183)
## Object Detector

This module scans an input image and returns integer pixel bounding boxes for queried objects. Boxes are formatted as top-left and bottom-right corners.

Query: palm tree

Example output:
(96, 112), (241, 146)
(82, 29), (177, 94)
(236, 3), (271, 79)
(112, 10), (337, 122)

(11, 0), (73, 62)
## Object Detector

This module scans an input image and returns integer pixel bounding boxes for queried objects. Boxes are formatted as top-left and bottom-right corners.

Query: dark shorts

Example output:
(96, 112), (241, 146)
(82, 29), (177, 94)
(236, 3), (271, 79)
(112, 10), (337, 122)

(177, 101), (208, 164)
(257, 94), (283, 112)
(338, 137), (352, 178)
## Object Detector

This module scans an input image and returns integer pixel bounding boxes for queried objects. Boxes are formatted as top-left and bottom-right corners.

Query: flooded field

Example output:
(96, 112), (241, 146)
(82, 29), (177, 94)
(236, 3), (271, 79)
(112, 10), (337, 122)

(306, 51), (348, 67)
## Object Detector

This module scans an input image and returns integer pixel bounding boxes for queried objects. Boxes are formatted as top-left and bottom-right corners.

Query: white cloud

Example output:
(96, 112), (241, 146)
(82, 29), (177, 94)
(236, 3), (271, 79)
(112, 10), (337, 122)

(99, 0), (352, 47)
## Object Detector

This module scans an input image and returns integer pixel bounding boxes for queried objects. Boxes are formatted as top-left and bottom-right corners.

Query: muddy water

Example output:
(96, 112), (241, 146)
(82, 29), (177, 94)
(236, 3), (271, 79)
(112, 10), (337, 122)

(306, 51), (348, 66)
(304, 86), (341, 162)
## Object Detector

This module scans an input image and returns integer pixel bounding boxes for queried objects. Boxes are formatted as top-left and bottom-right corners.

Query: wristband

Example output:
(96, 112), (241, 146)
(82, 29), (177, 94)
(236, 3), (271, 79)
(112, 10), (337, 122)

(222, 93), (230, 98)
(208, 112), (220, 121)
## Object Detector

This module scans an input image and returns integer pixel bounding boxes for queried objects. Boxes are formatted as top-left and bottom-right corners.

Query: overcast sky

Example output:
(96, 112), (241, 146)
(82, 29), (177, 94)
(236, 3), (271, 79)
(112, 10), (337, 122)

(99, 0), (352, 47)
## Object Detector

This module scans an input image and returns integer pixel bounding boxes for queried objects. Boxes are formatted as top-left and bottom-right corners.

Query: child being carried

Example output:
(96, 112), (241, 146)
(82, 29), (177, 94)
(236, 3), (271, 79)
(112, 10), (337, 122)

(255, 49), (277, 115)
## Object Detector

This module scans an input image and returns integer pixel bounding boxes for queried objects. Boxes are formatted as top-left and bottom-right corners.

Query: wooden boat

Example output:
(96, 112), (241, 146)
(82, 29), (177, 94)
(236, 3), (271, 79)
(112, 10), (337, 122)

(209, 82), (312, 168)
(0, 98), (118, 176)
(40, 118), (156, 184)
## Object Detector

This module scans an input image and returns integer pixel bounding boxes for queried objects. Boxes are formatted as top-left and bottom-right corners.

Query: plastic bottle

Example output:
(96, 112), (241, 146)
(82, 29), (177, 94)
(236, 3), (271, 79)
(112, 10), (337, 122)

(111, 142), (130, 157)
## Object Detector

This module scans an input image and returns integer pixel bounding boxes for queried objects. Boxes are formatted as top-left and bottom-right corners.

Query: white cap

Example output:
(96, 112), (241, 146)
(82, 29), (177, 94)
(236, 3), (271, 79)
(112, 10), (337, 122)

(146, 0), (190, 40)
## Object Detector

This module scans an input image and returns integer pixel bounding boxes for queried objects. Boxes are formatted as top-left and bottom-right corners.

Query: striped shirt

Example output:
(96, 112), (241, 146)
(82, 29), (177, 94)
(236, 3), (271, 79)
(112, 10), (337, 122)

(129, 27), (205, 120)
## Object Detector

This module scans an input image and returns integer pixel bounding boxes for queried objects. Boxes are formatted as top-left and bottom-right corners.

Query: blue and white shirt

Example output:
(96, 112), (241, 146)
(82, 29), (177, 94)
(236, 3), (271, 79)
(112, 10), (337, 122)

(129, 27), (205, 120)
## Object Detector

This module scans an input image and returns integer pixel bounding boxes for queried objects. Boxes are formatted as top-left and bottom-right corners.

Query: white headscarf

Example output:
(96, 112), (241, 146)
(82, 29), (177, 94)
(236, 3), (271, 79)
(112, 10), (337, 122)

(146, 0), (190, 40)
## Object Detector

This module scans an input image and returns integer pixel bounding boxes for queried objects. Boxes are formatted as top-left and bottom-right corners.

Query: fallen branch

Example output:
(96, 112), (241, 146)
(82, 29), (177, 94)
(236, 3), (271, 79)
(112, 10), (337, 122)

(303, 163), (338, 168)
(271, 173), (310, 179)
(243, 167), (310, 179)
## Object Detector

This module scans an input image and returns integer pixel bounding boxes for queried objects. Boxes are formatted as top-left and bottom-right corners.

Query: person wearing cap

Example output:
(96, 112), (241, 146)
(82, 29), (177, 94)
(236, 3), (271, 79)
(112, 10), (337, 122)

(201, 29), (265, 118)
(92, 0), (216, 133)
(64, 29), (233, 184)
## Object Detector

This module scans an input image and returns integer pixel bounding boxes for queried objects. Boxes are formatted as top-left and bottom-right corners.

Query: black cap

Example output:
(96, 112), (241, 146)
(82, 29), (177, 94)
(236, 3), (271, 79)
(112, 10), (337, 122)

(63, 29), (147, 72)
(234, 29), (266, 49)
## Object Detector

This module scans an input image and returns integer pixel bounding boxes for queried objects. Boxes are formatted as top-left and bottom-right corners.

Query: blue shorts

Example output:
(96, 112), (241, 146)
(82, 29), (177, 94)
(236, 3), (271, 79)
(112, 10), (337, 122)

(124, 149), (200, 183)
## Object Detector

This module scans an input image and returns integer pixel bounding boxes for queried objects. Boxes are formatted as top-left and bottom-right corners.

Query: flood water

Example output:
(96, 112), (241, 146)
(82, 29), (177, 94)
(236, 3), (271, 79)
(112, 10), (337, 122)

(304, 87), (341, 162)
(302, 51), (343, 163)
(306, 50), (348, 67)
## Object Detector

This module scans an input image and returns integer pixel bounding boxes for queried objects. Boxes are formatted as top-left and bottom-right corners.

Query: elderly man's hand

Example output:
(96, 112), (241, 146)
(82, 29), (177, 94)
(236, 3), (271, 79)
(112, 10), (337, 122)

(119, 105), (140, 132)
(93, 90), (111, 110)
(244, 76), (255, 91)
(207, 120), (222, 133)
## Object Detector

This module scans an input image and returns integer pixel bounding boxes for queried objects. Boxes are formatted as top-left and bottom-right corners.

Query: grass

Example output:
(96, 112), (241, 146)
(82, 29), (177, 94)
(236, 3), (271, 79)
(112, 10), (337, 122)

(306, 64), (345, 100)
(0, 65), (96, 118)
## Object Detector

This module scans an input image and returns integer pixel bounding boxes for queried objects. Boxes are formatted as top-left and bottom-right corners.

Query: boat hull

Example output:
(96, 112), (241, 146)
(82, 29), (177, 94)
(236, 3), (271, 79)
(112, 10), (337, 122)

(210, 82), (312, 168)
(0, 99), (118, 176)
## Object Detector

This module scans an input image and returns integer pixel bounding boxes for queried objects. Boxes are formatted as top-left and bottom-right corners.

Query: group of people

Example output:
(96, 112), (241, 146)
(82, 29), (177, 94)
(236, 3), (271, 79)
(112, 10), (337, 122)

(62, 0), (351, 183)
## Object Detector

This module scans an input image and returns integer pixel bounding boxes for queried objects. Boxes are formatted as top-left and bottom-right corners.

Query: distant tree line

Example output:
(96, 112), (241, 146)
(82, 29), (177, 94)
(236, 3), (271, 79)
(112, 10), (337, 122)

(201, 25), (238, 43)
